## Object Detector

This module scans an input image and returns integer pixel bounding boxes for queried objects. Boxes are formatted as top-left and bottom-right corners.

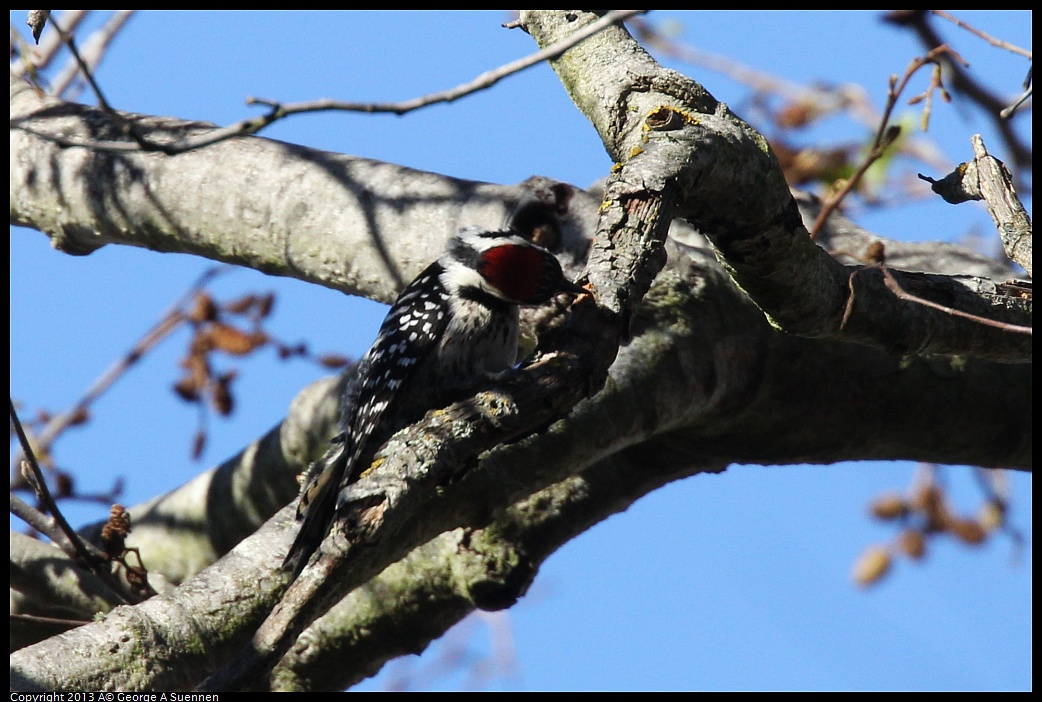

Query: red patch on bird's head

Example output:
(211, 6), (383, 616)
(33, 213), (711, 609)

(478, 244), (551, 304)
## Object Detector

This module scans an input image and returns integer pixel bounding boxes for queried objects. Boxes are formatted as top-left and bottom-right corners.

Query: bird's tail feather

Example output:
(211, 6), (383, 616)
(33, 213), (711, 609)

(282, 439), (349, 581)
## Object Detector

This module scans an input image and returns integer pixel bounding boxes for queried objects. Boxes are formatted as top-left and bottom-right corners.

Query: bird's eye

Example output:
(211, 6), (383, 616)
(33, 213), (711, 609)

(510, 201), (561, 251)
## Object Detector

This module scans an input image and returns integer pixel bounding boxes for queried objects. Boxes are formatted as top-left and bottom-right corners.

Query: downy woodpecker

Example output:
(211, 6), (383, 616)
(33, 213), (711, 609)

(283, 227), (583, 579)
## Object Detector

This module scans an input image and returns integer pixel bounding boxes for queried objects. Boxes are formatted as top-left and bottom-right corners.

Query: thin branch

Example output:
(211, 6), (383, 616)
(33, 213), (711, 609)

(931, 10), (1032, 59)
(629, 16), (954, 208)
(880, 265), (1031, 335)
(251, 9), (647, 117)
(926, 11), (1033, 120)
(14, 266), (230, 471)
(51, 10), (136, 98)
(45, 16), (116, 114)
(11, 612), (93, 628)
(10, 491), (65, 539)
(1000, 66), (1032, 119)
(10, 401), (90, 558)
(44, 11), (154, 152)
(9, 401), (138, 601)
(630, 17), (882, 128)
(810, 45), (965, 238)
(12, 399), (159, 604)
(841, 245), (1031, 336)
(884, 11), (1032, 176)
(13, 10), (646, 156)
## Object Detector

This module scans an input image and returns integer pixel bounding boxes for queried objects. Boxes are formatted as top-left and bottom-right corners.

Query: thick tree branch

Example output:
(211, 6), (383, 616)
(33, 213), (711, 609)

(520, 11), (1029, 363)
(10, 73), (597, 300)
(12, 60), (1029, 361)
(12, 238), (1029, 687)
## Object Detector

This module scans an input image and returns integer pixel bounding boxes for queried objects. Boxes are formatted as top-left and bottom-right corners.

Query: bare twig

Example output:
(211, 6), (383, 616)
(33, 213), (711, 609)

(880, 264), (1031, 335)
(931, 10), (1032, 59)
(883, 11), (1032, 175)
(1000, 66), (1032, 119)
(45, 16), (117, 114)
(13, 10), (645, 155)
(51, 10), (136, 98)
(14, 267), (230, 471)
(10, 492), (62, 538)
(261, 9), (647, 115)
(926, 11), (1033, 120)
(629, 16), (954, 206)
(841, 244), (1031, 335)
(12, 400), (158, 603)
(630, 17), (882, 128)
(810, 45), (964, 238)
(11, 401), (87, 556)
(44, 12), (152, 150)
(10, 401), (139, 600)
(11, 612), (93, 628)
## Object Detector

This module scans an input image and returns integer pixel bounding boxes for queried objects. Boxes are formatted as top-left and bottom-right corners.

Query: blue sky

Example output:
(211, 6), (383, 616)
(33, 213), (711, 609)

(10, 11), (1031, 691)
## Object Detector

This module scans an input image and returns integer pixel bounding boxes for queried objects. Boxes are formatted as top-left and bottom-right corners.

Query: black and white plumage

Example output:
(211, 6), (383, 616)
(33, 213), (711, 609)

(283, 227), (583, 580)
